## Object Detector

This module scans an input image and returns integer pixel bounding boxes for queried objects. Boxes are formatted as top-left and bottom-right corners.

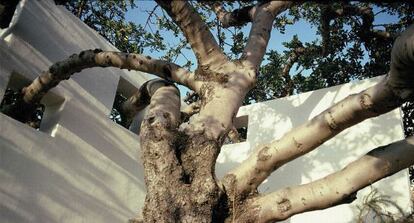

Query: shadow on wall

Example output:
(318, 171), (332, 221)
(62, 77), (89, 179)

(0, 1), (148, 222)
(0, 45), (147, 221)
(0, 127), (142, 222)
(0, 83), (147, 222)
(216, 77), (409, 223)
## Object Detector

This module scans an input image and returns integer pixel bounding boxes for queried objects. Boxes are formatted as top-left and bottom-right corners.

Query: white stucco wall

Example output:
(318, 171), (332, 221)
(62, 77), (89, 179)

(218, 76), (411, 222)
(0, 1), (149, 222)
(0, 1), (411, 223)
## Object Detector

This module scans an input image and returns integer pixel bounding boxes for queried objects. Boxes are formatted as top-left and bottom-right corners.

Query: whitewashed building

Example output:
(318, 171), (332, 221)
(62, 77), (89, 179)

(0, 1), (411, 222)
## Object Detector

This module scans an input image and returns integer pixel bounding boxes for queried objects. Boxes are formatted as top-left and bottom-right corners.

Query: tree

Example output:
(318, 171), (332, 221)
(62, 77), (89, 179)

(2, 1), (414, 222)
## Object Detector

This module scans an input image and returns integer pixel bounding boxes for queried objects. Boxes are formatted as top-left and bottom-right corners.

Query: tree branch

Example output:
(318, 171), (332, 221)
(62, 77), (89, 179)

(207, 2), (257, 28)
(281, 47), (305, 96)
(242, 1), (294, 70)
(320, 3), (395, 55)
(223, 24), (414, 200)
(155, 0), (228, 69)
(139, 81), (189, 222)
(238, 136), (414, 222)
(121, 78), (174, 128)
(224, 78), (401, 199)
(22, 49), (200, 104)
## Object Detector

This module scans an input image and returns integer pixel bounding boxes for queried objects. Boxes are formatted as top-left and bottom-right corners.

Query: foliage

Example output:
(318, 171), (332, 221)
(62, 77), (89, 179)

(56, 0), (163, 54)
(357, 187), (406, 223)
(0, 88), (44, 129)
(246, 1), (414, 104)
(0, 0), (20, 28)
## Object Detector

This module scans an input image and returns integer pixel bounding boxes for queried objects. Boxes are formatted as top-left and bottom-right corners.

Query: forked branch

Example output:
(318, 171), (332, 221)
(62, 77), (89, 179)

(207, 2), (257, 28)
(155, 0), (228, 69)
(224, 78), (401, 198)
(242, 1), (294, 69)
(225, 24), (414, 199)
(239, 136), (414, 222)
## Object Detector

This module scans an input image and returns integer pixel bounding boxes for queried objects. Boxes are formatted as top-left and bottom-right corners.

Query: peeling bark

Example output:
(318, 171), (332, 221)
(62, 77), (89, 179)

(139, 84), (187, 222)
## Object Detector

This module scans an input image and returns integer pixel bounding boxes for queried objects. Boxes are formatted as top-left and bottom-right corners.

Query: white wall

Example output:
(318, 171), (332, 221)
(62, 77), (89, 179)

(0, 1), (410, 223)
(0, 1), (148, 222)
(217, 77), (411, 223)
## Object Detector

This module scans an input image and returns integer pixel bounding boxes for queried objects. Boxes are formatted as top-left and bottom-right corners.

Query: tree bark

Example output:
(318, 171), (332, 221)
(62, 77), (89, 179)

(22, 49), (200, 104)
(223, 24), (414, 221)
(13, 1), (414, 222)
(238, 136), (414, 223)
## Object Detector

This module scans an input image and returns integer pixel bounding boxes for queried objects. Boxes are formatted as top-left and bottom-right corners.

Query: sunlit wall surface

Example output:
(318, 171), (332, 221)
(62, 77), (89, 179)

(0, 0), (148, 222)
(218, 76), (410, 223)
(0, 1), (410, 223)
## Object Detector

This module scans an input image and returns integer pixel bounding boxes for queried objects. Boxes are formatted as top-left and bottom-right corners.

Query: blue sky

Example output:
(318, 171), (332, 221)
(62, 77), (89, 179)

(125, 1), (400, 95)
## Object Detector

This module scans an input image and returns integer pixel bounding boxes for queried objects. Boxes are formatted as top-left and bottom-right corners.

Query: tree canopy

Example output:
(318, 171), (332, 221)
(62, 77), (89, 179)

(2, 1), (414, 222)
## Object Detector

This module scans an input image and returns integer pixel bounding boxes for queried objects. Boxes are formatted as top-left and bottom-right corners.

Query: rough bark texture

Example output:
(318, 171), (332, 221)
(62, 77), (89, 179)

(13, 1), (414, 222)
(22, 49), (201, 104)
(238, 136), (414, 223)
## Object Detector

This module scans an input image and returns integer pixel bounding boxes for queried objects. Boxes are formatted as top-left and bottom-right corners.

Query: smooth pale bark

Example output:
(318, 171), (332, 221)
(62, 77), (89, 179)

(239, 136), (414, 223)
(15, 1), (414, 222)
(224, 24), (414, 204)
(22, 50), (200, 104)
(155, 1), (228, 70)
(180, 62), (256, 140)
(242, 1), (294, 69)
(224, 77), (400, 198)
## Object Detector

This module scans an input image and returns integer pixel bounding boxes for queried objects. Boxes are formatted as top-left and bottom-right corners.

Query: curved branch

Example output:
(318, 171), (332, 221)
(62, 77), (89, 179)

(320, 3), (395, 54)
(208, 2), (257, 28)
(239, 136), (414, 222)
(22, 49), (200, 104)
(224, 24), (414, 199)
(121, 78), (175, 128)
(242, 1), (294, 70)
(155, 0), (228, 69)
(224, 77), (401, 199)
(281, 47), (305, 96)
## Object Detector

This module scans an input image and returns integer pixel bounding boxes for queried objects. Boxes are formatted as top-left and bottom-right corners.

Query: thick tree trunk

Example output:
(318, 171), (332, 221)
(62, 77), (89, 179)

(139, 81), (226, 222)
(12, 1), (414, 222)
